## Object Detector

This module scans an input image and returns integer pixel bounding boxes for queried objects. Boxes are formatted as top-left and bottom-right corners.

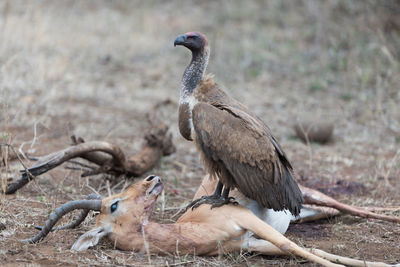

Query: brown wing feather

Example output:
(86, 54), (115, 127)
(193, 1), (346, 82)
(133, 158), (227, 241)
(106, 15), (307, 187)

(192, 102), (303, 216)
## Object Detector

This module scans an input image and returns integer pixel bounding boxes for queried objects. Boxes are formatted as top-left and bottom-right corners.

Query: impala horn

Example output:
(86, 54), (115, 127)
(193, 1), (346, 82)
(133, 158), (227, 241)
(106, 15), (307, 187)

(23, 193), (103, 243)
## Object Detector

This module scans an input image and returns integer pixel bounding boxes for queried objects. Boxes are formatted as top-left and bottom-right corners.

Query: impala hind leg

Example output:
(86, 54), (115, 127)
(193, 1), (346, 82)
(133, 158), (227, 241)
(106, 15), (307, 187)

(240, 237), (397, 267)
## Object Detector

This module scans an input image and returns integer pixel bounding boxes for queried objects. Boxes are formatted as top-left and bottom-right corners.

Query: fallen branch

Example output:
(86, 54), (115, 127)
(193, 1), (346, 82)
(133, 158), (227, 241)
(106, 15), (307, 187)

(5, 123), (175, 194)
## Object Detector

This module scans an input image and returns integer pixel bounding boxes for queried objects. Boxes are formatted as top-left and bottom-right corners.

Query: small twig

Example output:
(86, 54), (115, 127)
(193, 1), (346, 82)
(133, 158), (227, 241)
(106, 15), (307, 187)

(0, 143), (32, 176)
(170, 160), (187, 173)
(166, 261), (195, 266)
(297, 120), (313, 174)
(106, 180), (111, 197)
(1, 143), (36, 193)
(141, 225), (152, 264)
(111, 179), (125, 192)
(119, 179), (129, 193)
(1, 141), (9, 194)
(85, 177), (100, 196)
(161, 189), (165, 218)
(18, 142), (28, 160)
(383, 149), (399, 187)
(30, 121), (39, 149)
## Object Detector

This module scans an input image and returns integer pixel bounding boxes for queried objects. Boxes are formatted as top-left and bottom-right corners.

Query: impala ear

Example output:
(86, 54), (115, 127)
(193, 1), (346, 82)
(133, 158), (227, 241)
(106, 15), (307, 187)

(71, 226), (110, 251)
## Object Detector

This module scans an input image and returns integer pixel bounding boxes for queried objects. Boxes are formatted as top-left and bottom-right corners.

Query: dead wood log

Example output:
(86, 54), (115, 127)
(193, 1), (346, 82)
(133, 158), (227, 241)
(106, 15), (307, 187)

(5, 123), (175, 194)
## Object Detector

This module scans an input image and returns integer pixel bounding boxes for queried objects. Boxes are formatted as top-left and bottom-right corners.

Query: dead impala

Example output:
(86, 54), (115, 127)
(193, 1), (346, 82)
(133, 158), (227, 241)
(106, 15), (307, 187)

(25, 175), (399, 267)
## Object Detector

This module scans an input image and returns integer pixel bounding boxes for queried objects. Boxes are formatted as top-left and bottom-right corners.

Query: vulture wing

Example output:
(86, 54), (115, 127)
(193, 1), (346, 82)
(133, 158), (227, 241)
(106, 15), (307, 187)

(192, 102), (303, 216)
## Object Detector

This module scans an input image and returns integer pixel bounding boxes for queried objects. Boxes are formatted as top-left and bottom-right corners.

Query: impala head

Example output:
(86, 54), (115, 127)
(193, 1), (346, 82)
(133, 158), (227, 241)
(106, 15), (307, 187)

(97, 175), (163, 230)
(174, 31), (209, 53)
(72, 175), (163, 251)
(25, 175), (164, 251)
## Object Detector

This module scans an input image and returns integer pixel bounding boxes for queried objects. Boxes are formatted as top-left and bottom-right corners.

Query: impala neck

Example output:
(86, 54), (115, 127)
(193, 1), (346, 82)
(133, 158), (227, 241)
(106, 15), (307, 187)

(180, 47), (210, 102)
(113, 222), (202, 254)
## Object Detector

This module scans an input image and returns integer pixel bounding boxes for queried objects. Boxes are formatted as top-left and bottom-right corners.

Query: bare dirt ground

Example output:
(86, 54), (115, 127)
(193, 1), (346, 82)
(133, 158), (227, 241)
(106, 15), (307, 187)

(1, 1), (400, 266)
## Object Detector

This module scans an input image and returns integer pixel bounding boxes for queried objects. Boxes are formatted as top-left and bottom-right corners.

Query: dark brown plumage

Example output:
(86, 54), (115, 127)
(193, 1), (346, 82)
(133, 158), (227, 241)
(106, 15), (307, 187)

(174, 32), (303, 216)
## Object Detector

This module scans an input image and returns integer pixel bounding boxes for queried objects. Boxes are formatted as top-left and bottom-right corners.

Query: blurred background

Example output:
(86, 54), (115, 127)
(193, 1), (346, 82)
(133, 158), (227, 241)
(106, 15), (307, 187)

(1, 0), (399, 266)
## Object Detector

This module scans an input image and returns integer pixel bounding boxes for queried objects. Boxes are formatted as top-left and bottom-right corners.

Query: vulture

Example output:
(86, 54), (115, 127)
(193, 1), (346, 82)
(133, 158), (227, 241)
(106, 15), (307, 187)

(174, 32), (303, 216)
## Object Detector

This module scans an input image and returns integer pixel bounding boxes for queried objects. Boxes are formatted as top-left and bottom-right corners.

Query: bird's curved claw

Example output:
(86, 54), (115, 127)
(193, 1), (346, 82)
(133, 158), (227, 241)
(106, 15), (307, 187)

(211, 196), (238, 209)
(186, 195), (238, 211)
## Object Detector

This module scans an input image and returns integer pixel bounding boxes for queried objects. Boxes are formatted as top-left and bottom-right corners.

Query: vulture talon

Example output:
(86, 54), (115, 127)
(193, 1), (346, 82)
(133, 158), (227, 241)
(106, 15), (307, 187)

(210, 196), (238, 209)
(187, 195), (219, 211)
(186, 182), (237, 210)
(187, 195), (237, 211)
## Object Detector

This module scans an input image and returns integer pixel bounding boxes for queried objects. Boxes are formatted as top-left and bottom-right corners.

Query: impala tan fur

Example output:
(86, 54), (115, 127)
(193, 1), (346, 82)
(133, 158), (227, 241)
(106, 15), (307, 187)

(50, 175), (394, 267)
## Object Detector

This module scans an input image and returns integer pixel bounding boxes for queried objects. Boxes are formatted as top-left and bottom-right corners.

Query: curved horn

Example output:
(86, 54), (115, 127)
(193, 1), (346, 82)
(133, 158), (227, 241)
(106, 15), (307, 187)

(34, 194), (103, 232)
(23, 197), (102, 243)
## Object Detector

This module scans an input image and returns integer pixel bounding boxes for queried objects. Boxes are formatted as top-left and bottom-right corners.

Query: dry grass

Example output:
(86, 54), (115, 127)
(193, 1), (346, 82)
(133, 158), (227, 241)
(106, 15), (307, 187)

(1, 0), (400, 266)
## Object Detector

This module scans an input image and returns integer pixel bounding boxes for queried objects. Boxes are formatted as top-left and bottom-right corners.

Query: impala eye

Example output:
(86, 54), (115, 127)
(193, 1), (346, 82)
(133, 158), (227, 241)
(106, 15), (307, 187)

(110, 200), (119, 213)
(146, 175), (156, 181)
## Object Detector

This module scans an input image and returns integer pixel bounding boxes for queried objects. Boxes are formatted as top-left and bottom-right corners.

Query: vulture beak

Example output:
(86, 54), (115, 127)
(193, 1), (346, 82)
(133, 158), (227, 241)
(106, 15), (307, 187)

(174, 34), (186, 47)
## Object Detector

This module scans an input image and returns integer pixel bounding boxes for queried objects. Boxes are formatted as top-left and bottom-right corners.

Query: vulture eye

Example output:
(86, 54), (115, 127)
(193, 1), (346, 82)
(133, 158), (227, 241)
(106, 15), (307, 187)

(110, 200), (119, 213)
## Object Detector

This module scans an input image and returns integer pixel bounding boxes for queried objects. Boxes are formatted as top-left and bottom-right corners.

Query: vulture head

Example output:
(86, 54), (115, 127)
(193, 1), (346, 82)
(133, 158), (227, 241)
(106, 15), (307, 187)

(174, 31), (209, 52)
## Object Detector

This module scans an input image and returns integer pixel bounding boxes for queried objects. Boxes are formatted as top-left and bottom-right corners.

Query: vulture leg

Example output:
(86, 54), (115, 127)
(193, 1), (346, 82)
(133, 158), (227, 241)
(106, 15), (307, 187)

(210, 187), (238, 209)
(187, 181), (238, 210)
